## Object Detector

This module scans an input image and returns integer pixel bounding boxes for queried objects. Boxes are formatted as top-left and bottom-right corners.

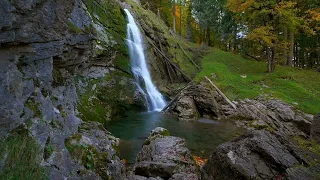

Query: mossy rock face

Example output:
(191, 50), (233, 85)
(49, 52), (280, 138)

(65, 134), (111, 179)
(64, 122), (124, 179)
(77, 71), (146, 125)
(84, 0), (129, 72)
(294, 136), (320, 156)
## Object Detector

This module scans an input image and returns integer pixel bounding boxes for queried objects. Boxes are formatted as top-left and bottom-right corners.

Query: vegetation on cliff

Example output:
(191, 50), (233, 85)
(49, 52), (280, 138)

(0, 131), (47, 180)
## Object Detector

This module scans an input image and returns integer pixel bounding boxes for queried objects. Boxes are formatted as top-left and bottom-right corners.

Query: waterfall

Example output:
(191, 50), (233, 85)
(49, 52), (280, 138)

(124, 9), (166, 112)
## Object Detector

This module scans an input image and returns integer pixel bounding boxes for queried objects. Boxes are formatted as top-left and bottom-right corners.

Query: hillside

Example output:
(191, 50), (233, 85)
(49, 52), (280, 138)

(195, 49), (320, 114)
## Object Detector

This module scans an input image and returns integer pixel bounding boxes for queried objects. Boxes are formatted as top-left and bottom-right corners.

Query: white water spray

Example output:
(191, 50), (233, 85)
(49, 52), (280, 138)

(124, 9), (166, 111)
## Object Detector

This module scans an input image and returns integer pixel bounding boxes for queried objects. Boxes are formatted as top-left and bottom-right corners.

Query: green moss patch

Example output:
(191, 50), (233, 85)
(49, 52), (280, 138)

(84, 0), (129, 70)
(25, 97), (42, 118)
(77, 71), (139, 125)
(294, 136), (320, 156)
(160, 129), (171, 136)
(65, 134), (111, 179)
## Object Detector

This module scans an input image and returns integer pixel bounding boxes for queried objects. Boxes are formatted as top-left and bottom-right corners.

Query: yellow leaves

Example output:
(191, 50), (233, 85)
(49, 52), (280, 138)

(276, 1), (297, 10)
(300, 8), (320, 35)
(276, 1), (302, 28)
(247, 26), (276, 46)
(226, 0), (255, 13)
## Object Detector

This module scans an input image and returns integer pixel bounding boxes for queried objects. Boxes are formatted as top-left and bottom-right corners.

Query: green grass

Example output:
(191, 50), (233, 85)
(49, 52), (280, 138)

(195, 49), (320, 114)
(0, 134), (47, 180)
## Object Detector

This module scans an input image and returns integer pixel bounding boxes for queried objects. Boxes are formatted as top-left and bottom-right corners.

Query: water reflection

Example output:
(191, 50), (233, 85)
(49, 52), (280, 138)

(107, 111), (244, 163)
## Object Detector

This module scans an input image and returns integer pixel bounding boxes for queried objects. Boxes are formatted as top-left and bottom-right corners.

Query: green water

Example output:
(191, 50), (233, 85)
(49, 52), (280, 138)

(107, 111), (244, 163)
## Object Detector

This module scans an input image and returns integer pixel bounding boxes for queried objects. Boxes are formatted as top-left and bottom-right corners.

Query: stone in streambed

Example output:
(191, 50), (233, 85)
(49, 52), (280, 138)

(164, 84), (221, 121)
(132, 127), (199, 180)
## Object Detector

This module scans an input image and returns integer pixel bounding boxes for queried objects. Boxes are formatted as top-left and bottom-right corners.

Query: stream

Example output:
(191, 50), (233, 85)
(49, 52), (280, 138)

(107, 111), (244, 163)
(114, 9), (244, 164)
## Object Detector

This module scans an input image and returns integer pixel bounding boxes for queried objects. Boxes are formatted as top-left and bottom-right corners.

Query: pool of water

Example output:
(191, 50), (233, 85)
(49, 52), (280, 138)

(107, 111), (244, 163)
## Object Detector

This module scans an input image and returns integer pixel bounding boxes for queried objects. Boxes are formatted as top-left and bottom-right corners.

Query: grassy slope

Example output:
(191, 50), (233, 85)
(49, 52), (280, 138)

(195, 49), (320, 115)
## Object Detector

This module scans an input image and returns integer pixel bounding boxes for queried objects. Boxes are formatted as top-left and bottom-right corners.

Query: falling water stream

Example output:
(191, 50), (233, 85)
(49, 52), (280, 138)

(108, 9), (244, 164)
(124, 9), (166, 111)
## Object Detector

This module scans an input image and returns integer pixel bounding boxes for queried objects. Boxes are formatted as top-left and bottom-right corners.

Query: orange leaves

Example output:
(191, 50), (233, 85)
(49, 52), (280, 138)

(306, 8), (320, 22)
(305, 8), (320, 32)
(247, 26), (277, 46)
(226, 0), (255, 13)
(192, 156), (208, 167)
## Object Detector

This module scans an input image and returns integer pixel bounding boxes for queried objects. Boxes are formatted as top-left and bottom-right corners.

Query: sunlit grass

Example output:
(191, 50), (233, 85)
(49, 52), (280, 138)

(195, 49), (320, 114)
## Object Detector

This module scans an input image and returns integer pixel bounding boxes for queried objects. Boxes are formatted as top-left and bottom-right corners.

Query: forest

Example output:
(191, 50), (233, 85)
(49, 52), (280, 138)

(140, 0), (320, 72)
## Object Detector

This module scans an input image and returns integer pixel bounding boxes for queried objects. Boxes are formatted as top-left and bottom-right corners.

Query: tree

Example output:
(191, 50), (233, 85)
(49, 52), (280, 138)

(192, 0), (222, 45)
(226, 0), (317, 72)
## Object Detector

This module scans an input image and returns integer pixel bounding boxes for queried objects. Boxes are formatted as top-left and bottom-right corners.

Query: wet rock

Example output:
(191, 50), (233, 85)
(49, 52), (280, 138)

(173, 96), (199, 121)
(311, 114), (320, 143)
(164, 84), (223, 121)
(132, 127), (199, 179)
(202, 130), (300, 180)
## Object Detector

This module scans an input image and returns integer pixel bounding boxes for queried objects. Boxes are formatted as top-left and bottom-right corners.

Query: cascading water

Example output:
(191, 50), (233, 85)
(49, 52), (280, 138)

(124, 9), (166, 111)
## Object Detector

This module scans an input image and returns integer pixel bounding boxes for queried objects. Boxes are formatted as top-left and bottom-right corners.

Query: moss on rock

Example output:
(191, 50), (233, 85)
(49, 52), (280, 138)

(65, 134), (111, 179)
(77, 71), (141, 125)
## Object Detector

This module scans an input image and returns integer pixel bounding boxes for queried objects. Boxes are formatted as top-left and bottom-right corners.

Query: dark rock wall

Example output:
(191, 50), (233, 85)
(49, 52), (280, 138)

(0, 0), (129, 179)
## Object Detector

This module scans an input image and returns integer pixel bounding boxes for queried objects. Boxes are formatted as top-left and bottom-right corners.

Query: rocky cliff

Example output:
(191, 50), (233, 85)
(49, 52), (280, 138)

(0, 0), (134, 178)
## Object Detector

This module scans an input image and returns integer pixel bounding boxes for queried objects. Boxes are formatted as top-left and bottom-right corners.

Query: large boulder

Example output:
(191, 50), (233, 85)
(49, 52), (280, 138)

(231, 98), (313, 137)
(164, 84), (223, 121)
(311, 114), (320, 143)
(202, 130), (320, 180)
(131, 127), (199, 180)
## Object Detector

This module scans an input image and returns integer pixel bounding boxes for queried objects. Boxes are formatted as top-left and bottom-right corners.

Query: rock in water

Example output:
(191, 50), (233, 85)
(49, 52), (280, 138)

(164, 84), (222, 121)
(130, 127), (199, 180)
(311, 114), (320, 143)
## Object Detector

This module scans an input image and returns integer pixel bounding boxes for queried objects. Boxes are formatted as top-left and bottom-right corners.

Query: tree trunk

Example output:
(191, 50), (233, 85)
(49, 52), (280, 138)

(233, 25), (238, 52)
(172, 2), (176, 33)
(287, 31), (294, 67)
(206, 27), (210, 46)
(294, 42), (299, 67)
(268, 46), (276, 72)
(284, 27), (288, 65)
(179, 0), (182, 35)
